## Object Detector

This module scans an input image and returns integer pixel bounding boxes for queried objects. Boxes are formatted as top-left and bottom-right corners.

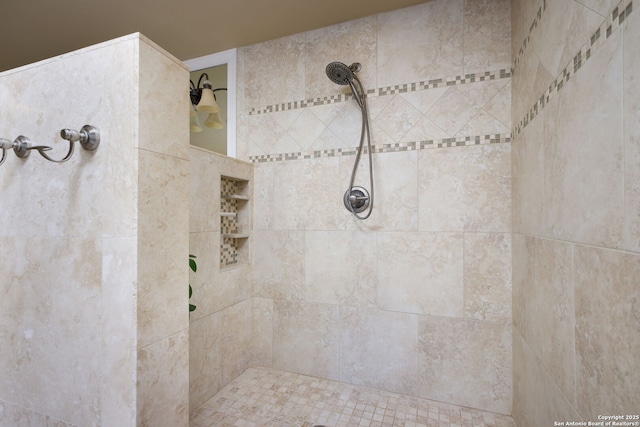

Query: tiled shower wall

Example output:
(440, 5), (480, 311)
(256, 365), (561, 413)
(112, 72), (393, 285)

(189, 147), (254, 410)
(238, 0), (513, 414)
(0, 34), (190, 426)
(511, 0), (640, 425)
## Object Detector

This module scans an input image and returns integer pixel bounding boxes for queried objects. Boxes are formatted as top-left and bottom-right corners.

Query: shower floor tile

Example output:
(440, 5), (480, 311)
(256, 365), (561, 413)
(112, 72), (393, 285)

(190, 367), (515, 427)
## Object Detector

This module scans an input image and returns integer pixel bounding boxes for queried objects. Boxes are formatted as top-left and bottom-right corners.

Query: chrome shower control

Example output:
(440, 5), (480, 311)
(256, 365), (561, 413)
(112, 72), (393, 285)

(344, 186), (370, 214)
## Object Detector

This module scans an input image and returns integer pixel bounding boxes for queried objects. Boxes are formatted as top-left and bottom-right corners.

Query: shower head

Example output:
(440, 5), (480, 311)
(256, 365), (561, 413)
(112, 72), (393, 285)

(326, 62), (361, 85)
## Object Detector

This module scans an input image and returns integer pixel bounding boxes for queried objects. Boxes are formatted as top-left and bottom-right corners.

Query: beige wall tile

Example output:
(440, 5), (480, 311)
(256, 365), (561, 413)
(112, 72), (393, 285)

(574, 246), (640, 418)
(252, 297), (274, 367)
(253, 230), (305, 300)
(377, 0), (464, 87)
(464, 0), (511, 74)
(511, 234), (527, 338)
(137, 330), (189, 427)
(418, 144), (511, 233)
(189, 311), (223, 410)
(511, 115), (544, 236)
(189, 148), (222, 233)
(137, 151), (190, 348)
(138, 41), (189, 159)
(542, 30), (624, 248)
(377, 232), (463, 317)
(530, 0), (601, 77)
(522, 236), (576, 404)
(273, 300), (340, 380)
(101, 238), (137, 426)
(305, 231), (377, 307)
(419, 316), (512, 414)
(253, 163), (275, 230)
(0, 238), (102, 425)
(512, 332), (547, 427)
(0, 401), (47, 425)
(242, 34), (306, 108)
(624, 9), (640, 253)
(463, 232), (512, 323)
(221, 299), (254, 386)
(359, 151), (418, 231)
(340, 307), (420, 396)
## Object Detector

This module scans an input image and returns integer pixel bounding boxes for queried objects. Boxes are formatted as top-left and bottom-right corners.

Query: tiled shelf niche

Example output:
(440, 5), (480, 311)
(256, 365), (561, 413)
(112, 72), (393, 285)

(220, 175), (250, 269)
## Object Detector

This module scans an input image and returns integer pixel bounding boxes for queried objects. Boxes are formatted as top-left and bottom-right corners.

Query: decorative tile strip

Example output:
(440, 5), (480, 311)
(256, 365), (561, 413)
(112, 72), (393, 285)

(248, 133), (512, 163)
(512, 0), (547, 72)
(513, 0), (632, 138)
(247, 69), (511, 116)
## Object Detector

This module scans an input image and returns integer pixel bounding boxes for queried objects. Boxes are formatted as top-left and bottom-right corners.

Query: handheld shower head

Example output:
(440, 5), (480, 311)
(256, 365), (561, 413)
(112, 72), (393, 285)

(325, 62), (361, 85)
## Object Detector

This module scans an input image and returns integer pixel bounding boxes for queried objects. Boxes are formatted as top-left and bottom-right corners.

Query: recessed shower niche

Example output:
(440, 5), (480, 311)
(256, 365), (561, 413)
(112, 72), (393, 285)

(220, 175), (250, 269)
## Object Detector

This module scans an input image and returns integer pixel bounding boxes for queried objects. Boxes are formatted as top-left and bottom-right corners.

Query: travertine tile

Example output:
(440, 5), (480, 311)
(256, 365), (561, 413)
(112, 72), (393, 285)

(377, 231), (463, 317)
(242, 33), (305, 108)
(530, 0), (602, 76)
(574, 246), (640, 419)
(252, 297), (274, 367)
(189, 311), (223, 410)
(377, 0), (464, 88)
(0, 237), (102, 425)
(138, 40), (189, 159)
(511, 114), (544, 236)
(137, 330), (189, 427)
(273, 300), (340, 381)
(253, 229), (305, 301)
(419, 316), (512, 415)
(220, 299), (254, 387)
(340, 307), (420, 396)
(542, 30), (624, 248)
(305, 230), (377, 307)
(418, 144), (511, 233)
(521, 236), (576, 403)
(463, 232), (512, 323)
(137, 150), (190, 348)
(464, 0), (512, 74)
(624, 8), (640, 253)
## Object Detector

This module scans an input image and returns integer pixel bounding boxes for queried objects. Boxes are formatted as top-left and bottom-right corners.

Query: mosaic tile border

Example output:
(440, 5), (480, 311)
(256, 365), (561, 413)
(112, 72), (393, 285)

(247, 69), (511, 116)
(513, 0), (633, 138)
(249, 133), (511, 163)
(512, 0), (547, 72)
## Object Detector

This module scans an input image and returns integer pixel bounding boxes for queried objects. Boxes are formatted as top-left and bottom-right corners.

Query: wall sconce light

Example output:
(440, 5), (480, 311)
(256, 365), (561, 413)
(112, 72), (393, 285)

(190, 73), (227, 131)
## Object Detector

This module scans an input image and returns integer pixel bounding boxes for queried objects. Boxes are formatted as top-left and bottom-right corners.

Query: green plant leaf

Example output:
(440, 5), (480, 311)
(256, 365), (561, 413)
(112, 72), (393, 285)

(189, 304), (196, 312)
(189, 258), (197, 272)
(189, 284), (193, 298)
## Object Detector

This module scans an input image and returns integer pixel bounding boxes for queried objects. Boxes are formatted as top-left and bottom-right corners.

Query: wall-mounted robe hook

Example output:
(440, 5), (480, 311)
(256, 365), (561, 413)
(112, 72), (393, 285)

(0, 136), (52, 162)
(38, 125), (100, 163)
(60, 125), (100, 151)
(0, 138), (11, 165)
(0, 125), (99, 166)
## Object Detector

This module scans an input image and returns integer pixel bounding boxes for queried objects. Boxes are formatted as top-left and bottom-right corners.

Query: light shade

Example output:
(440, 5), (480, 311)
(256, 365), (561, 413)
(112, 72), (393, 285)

(204, 112), (224, 129)
(189, 110), (202, 132)
(197, 81), (220, 113)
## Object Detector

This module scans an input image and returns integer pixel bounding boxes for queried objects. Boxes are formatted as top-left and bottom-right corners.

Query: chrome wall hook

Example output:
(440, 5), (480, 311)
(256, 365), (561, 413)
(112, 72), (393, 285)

(12, 135), (52, 158)
(38, 125), (100, 163)
(0, 125), (99, 166)
(60, 125), (100, 151)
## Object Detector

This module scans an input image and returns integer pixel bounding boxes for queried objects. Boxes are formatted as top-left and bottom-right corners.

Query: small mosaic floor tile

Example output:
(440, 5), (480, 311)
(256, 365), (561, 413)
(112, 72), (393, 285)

(190, 367), (515, 427)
